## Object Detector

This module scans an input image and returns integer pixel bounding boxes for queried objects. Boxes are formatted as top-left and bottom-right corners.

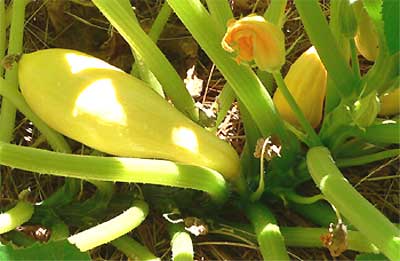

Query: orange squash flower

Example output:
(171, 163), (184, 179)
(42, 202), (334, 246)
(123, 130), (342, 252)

(221, 15), (285, 72)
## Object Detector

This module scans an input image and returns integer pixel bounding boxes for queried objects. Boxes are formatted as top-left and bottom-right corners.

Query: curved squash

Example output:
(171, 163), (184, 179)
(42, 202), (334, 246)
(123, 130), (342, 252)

(379, 88), (400, 116)
(273, 46), (327, 128)
(18, 49), (240, 180)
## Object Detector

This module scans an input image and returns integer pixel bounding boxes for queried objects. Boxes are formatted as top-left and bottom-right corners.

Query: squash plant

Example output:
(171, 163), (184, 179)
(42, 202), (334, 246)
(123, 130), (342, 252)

(0, 0), (399, 260)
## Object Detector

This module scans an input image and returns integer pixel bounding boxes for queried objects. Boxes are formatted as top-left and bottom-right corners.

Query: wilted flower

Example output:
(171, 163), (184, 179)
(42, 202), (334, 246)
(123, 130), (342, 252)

(221, 15), (285, 72)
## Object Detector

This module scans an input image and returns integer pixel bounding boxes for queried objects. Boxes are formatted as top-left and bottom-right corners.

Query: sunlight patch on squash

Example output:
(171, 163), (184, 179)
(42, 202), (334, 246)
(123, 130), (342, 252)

(172, 127), (199, 153)
(65, 53), (121, 74)
(73, 79), (127, 126)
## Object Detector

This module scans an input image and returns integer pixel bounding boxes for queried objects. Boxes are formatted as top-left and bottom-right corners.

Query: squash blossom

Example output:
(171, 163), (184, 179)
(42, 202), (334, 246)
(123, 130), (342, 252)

(273, 46), (327, 128)
(221, 15), (285, 72)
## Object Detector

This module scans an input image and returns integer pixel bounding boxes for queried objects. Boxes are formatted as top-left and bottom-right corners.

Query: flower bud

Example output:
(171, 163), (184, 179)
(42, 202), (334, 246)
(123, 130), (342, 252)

(352, 92), (380, 128)
(273, 46), (327, 128)
(221, 15), (285, 72)
(379, 88), (400, 116)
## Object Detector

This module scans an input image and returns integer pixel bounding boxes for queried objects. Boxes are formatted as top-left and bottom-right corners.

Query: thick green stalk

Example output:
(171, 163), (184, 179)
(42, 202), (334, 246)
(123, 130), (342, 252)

(282, 227), (379, 253)
(205, 0), (232, 34)
(0, 0), (6, 76)
(0, 0), (26, 142)
(0, 142), (229, 204)
(112, 236), (160, 261)
(288, 201), (338, 228)
(148, 2), (172, 42)
(349, 38), (361, 80)
(0, 78), (70, 152)
(245, 203), (289, 260)
(264, 0), (287, 27)
(307, 146), (400, 260)
(216, 223), (378, 253)
(129, 0), (169, 97)
(272, 71), (321, 147)
(68, 200), (148, 252)
(0, 199), (33, 234)
(167, 0), (296, 151)
(294, 0), (359, 99)
(168, 223), (194, 261)
(362, 120), (400, 144)
(336, 149), (400, 168)
(91, 0), (198, 121)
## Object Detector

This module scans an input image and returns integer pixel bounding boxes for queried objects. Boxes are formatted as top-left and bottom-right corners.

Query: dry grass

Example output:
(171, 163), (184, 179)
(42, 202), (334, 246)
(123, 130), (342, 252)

(1, 0), (398, 260)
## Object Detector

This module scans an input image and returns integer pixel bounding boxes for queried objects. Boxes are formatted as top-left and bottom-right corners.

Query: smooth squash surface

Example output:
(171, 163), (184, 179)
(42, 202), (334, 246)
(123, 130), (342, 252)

(18, 49), (239, 180)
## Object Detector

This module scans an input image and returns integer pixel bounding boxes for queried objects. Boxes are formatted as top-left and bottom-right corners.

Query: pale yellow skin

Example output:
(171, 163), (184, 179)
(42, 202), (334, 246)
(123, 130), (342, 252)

(353, 1), (379, 61)
(273, 46), (327, 128)
(18, 49), (240, 180)
(379, 88), (400, 116)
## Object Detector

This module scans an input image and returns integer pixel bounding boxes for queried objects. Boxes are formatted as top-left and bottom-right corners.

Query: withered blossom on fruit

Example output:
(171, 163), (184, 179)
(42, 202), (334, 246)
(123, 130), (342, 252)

(221, 15), (285, 72)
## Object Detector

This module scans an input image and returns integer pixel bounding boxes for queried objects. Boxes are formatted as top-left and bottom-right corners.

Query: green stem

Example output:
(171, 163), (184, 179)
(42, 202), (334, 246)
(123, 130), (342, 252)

(0, 191), (34, 234)
(349, 38), (361, 81)
(168, 223), (194, 261)
(287, 200), (339, 228)
(294, 0), (358, 99)
(362, 120), (400, 144)
(0, 0), (26, 142)
(112, 235), (160, 261)
(280, 189), (324, 205)
(204, 0), (232, 34)
(336, 149), (400, 168)
(0, 78), (70, 152)
(272, 71), (321, 147)
(216, 223), (379, 253)
(91, 0), (197, 121)
(307, 146), (400, 260)
(263, 0), (287, 27)
(0, 142), (229, 204)
(148, 2), (172, 42)
(245, 202), (289, 260)
(0, 0), (6, 76)
(68, 200), (148, 252)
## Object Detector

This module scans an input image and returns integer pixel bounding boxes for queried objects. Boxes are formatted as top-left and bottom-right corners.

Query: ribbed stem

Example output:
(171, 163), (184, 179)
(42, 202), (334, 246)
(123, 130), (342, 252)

(68, 200), (149, 252)
(0, 142), (229, 204)
(112, 235), (160, 261)
(245, 202), (289, 260)
(0, 0), (26, 142)
(307, 146), (400, 260)
(336, 149), (400, 167)
(168, 223), (194, 261)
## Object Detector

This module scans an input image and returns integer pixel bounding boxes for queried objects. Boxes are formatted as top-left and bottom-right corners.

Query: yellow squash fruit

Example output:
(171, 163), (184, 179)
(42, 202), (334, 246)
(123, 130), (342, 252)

(273, 46), (327, 128)
(353, 1), (379, 61)
(18, 49), (240, 180)
(379, 88), (400, 116)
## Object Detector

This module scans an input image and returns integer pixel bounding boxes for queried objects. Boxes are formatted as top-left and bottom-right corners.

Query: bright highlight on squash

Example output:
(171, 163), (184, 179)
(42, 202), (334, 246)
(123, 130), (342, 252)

(18, 49), (240, 180)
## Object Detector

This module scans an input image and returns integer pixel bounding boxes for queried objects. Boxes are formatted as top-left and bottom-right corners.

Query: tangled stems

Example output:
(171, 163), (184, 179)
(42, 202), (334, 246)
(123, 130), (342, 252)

(0, 142), (229, 204)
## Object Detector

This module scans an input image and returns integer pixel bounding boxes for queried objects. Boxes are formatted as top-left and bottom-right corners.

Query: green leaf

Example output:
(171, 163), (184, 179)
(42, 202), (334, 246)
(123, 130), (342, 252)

(383, 0), (400, 54)
(0, 240), (90, 261)
(363, 0), (383, 23)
